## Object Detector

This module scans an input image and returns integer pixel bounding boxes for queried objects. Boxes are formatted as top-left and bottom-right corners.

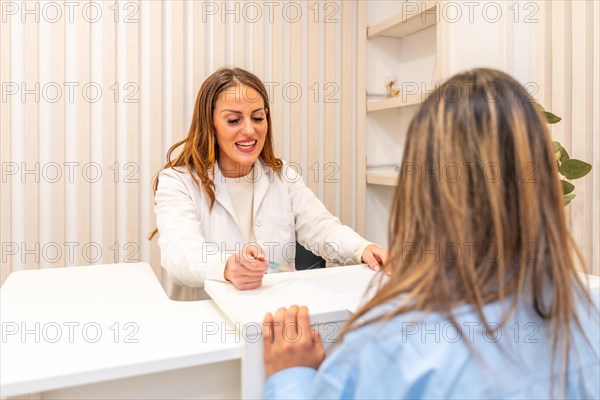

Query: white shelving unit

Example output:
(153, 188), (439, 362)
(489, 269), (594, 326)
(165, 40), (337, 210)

(366, 93), (423, 112)
(367, 1), (438, 39)
(366, 1), (447, 187)
(365, 168), (399, 187)
(363, 1), (447, 246)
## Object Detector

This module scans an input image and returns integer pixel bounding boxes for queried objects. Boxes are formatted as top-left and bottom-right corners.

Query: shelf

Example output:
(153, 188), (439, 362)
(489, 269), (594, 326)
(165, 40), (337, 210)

(368, 1), (437, 39)
(366, 169), (399, 186)
(366, 94), (423, 112)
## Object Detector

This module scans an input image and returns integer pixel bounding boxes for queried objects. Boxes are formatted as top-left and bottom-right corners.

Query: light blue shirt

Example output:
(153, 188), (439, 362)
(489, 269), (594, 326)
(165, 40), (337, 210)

(264, 289), (599, 399)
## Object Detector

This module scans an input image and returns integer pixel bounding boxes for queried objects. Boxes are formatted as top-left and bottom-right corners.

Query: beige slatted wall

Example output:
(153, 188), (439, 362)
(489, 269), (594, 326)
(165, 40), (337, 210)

(50, 0), (65, 269)
(1, 2), (11, 282)
(147, 1), (163, 279)
(306, 2), (319, 196)
(536, 0), (600, 275)
(77, 3), (91, 266)
(355, 0), (367, 236)
(102, 0), (116, 265)
(323, 7), (336, 212)
(340, 2), (352, 226)
(24, 0), (39, 270)
(595, 0), (600, 276)
(0, 0), (364, 285)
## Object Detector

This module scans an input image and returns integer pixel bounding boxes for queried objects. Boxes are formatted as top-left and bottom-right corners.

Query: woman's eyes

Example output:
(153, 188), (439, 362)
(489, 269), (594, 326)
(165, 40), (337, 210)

(227, 117), (265, 125)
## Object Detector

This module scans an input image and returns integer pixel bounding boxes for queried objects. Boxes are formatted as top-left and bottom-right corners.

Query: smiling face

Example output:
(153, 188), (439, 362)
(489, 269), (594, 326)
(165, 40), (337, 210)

(213, 84), (268, 178)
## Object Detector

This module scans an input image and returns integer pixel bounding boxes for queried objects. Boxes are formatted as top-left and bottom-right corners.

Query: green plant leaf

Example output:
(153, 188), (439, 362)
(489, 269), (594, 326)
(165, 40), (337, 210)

(552, 141), (570, 164)
(559, 146), (570, 163)
(552, 141), (561, 152)
(561, 180), (575, 195)
(544, 111), (562, 124)
(563, 193), (576, 206)
(539, 104), (562, 123)
(559, 159), (592, 179)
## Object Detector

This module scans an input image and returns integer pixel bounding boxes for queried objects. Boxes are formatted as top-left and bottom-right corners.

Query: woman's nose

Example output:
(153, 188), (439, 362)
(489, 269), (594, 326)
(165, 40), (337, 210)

(241, 118), (255, 135)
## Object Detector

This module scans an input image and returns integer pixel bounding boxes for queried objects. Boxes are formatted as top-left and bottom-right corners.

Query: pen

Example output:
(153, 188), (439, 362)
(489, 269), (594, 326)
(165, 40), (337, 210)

(267, 260), (294, 272)
(255, 255), (294, 272)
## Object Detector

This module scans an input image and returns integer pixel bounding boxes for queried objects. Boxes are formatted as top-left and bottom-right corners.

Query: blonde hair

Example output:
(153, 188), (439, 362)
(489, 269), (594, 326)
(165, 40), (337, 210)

(343, 68), (595, 390)
(149, 68), (282, 240)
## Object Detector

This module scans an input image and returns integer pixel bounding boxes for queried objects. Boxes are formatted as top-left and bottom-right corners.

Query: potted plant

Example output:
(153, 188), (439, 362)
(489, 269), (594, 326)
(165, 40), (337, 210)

(538, 105), (592, 205)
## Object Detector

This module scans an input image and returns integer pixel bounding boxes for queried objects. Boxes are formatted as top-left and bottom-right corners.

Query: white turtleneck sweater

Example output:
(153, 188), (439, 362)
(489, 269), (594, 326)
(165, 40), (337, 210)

(224, 172), (256, 244)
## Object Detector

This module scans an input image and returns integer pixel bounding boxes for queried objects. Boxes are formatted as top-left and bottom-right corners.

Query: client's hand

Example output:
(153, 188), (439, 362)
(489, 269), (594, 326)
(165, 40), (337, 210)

(262, 305), (325, 377)
(224, 244), (268, 290)
(361, 244), (388, 272)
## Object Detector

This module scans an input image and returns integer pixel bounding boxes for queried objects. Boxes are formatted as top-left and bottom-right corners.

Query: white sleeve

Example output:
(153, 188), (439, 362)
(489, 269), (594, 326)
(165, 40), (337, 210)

(284, 165), (371, 265)
(154, 168), (228, 287)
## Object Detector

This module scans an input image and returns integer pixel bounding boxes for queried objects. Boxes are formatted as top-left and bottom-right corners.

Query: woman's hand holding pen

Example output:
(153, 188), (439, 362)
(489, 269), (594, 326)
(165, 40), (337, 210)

(224, 244), (268, 290)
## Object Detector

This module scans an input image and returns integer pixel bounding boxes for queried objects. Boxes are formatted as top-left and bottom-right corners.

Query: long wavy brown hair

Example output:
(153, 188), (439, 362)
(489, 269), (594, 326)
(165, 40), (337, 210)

(148, 68), (283, 240)
(343, 68), (595, 388)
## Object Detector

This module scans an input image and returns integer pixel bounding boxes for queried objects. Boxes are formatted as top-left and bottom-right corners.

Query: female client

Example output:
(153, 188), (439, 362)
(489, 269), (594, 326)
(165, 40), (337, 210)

(262, 68), (599, 399)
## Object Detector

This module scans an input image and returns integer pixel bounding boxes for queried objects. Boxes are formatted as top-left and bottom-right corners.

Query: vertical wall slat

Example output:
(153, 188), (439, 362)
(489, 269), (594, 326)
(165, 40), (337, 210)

(252, 2), (264, 79)
(593, 0), (600, 275)
(571, 1), (589, 270)
(102, 1), (117, 264)
(193, 2), (206, 91)
(126, 1), (140, 260)
(233, 3), (244, 68)
(51, 3), (66, 268)
(435, 5), (450, 82)
(0, 7), (12, 282)
(551, 1), (570, 226)
(574, 2), (600, 276)
(270, 4), (284, 158)
(171, 1), (184, 145)
(340, 1), (352, 226)
(551, 1), (567, 146)
(355, 0), (367, 236)
(213, 2), (225, 69)
(149, 1), (164, 279)
(306, 1), (319, 195)
(535, 1), (552, 107)
(323, 7), (336, 212)
(289, 1), (301, 165)
(24, 3), (40, 269)
(76, 3), (91, 266)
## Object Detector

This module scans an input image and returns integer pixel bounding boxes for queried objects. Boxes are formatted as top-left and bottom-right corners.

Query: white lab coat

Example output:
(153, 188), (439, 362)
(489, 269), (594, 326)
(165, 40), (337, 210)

(154, 159), (368, 298)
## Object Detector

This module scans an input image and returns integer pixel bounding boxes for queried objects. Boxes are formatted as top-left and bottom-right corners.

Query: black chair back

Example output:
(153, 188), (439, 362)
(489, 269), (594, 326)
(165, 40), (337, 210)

(295, 242), (326, 270)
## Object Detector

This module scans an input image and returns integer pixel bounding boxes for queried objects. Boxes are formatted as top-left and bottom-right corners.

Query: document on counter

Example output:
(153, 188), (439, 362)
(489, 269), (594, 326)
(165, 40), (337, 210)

(299, 265), (380, 313)
(205, 265), (379, 327)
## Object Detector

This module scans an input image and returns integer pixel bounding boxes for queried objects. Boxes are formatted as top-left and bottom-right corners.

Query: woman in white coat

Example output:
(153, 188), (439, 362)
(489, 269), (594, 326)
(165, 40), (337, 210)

(150, 68), (386, 297)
